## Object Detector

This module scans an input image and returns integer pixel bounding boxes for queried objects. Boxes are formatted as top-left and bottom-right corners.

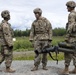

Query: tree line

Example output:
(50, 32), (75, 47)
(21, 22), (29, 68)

(14, 28), (66, 37)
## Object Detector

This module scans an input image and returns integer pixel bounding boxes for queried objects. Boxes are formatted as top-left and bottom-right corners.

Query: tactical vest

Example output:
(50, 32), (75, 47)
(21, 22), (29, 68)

(33, 18), (49, 35)
(32, 17), (51, 40)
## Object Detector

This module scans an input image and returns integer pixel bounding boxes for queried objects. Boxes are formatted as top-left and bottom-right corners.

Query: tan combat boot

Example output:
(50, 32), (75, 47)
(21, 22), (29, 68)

(42, 66), (48, 70)
(69, 66), (76, 74)
(5, 67), (15, 73)
(31, 66), (38, 71)
(60, 65), (69, 75)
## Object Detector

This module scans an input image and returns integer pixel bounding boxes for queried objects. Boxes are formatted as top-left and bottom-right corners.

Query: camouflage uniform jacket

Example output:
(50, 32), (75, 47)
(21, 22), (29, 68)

(29, 17), (52, 41)
(66, 10), (76, 41)
(0, 20), (13, 47)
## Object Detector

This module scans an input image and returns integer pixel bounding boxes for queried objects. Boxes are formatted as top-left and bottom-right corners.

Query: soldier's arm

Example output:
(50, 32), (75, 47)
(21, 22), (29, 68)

(66, 23), (69, 30)
(47, 20), (52, 41)
(11, 28), (14, 37)
(9, 23), (14, 37)
(69, 13), (76, 23)
(49, 23), (52, 41)
(67, 13), (76, 33)
(2, 23), (13, 47)
(29, 23), (35, 42)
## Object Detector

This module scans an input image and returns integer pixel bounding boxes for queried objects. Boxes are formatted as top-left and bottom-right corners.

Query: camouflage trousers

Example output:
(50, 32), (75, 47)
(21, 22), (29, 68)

(64, 37), (76, 66)
(64, 53), (76, 66)
(0, 45), (13, 68)
(33, 40), (50, 67)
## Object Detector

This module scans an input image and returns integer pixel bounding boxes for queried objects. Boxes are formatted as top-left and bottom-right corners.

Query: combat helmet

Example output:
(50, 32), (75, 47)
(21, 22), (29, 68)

(66, 1), (76, 8)
(1, 10), (10, 18)
(33, 8), (42, 14)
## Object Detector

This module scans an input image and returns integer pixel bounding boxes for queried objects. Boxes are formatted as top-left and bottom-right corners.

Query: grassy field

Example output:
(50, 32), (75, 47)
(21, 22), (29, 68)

(13, 51), (64, 61)
(13, 36), (65, 51)
(13, 36), (65, 60)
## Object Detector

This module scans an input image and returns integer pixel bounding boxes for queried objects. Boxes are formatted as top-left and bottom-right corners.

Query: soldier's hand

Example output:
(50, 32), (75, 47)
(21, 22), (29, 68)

(48, 40), (52, 46)
(66, 23), (68, 30)
(30, 40), (33, 42)
(48, 39), (52, 42)
(65, 34), (69, 43)
(9, 46), (13, 49)
(72, 24), (76, 32)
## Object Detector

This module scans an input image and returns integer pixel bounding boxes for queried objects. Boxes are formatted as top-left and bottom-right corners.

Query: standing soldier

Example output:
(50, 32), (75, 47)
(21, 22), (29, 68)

(61, 1), (76, 75)
(29, 8), (52, 71)
(0, 10), (15, 73)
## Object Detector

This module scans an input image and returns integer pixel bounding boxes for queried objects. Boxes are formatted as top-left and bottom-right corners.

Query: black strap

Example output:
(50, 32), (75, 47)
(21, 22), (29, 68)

(48, 52), (58, 64)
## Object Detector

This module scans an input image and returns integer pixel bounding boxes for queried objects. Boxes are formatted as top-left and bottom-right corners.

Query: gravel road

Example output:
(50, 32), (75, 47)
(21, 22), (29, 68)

(0, 60), (75, 75)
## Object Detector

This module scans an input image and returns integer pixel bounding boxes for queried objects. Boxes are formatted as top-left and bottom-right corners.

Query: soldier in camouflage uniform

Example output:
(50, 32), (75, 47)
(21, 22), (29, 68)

(0, 10), (15, 73)
(29, 8), (52, 71)
(61, 1), (76, 75)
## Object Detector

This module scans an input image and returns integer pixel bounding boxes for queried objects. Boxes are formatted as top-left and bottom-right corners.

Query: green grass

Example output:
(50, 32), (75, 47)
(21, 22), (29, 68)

(52, 36), (65, 45)
(13, 53), (64, 60)
(13, 36), (65, 51)
(13, 52), (64, 61)
(13, 55), (34, 60)
(13, 37), (33, 51)
(13, 36), (65, 60)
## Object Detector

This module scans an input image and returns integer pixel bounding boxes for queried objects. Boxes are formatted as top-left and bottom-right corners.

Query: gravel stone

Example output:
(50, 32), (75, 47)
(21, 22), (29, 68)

(0, 60), (75, 75)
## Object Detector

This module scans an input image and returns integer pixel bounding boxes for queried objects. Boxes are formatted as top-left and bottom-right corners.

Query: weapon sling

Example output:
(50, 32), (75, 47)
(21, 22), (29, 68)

(48, 52), (58, 64)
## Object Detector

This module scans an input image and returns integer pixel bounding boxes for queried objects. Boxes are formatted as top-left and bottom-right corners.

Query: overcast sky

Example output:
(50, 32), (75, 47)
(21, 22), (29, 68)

(0, 0), (76, 30)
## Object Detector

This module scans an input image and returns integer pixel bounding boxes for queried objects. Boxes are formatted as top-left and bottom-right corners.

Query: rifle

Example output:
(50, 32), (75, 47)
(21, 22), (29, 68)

(34, 42), (76, 64)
